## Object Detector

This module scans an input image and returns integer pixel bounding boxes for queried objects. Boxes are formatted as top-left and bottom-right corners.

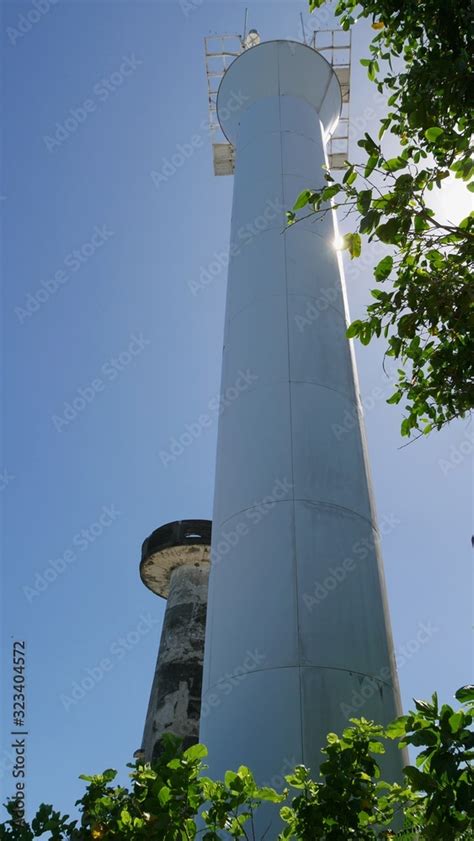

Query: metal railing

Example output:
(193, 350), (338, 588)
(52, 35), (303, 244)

(204, 29), (352, 175)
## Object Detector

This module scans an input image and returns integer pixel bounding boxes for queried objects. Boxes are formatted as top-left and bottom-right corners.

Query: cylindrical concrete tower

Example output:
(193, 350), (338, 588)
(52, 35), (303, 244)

(139, 519), (211, 762)
(201, 41), (404, 785)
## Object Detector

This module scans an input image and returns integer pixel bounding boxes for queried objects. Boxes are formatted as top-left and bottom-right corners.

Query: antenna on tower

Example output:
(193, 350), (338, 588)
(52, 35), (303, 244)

(242, 7), (248, 46)
(300, 12), (307, 45)
(204, 25), (351, 174)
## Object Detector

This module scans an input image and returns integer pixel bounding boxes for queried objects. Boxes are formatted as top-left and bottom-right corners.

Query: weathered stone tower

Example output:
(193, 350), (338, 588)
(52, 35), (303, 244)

(138, 519), (211, 762)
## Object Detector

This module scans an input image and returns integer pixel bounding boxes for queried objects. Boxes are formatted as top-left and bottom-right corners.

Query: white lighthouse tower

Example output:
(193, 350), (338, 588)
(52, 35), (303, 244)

(200, 37), (404, 789)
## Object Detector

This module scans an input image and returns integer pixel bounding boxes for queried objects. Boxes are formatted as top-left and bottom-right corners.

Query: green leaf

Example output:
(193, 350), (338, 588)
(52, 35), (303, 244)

(378, 117), (391, 140)
(369, 740), (385, 754)
(398, 314), (417, 338)
(322, 184), (342, 201)
(376, 219), (400, 244)
(357, 189), (372, 214)
(158, 785), (171, 805)
(367, 60), (379, 81)
(425, 127), (444, 143)
(374, 255), (393, 280)
(383, 156), (407, 172)
(385, 716), (410, 738)
(395, 173), (413, 190)
(426, 248), (443, 267)
(293, 190), (311, 211)
(455, 685), (474, 704)
(386, 391), (403, 405)
(407, 726), (439, 747)
(401, 418), (411, 437)
(358, 810), (371, 826)
(120, 810), (132, 826)
(459, 211), (474, 230)
(255, 786), (285, 803)
(359, 132), (379, 155)
(404, 766), (437, 792)
(346, 320), (362, 339)
(343, 166), (357, 186)
(414, 213), (430, 233)
(184, 818), (197, 836)
(183, 743), (208, 762)
(224, 770), (239, 788)
(414, 698), (437, 717)
(285, 766), (309, 789)
(364, 154), (378, 178)
(448, 712), (464, 733)
(359, 323), (373, 345)
(372, 195), (390, 210)
(344, 232), (362, 258)
(359, 209), (379, 234)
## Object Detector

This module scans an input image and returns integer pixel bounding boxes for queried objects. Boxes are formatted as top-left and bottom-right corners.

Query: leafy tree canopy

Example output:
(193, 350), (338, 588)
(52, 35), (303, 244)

(1, 686), (473, 840)
(288, 0), (474, 439)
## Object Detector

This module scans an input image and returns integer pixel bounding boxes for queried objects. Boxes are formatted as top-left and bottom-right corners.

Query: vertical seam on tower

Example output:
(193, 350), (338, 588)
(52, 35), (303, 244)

(277, 45), (305, 770)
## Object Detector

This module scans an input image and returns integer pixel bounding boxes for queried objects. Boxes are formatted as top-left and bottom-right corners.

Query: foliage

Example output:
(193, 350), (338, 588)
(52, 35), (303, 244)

(287, 0), (474, 439)
(280, 720), (416, 840)
(1, 688), (473, 840)
(281, 685), (474, 839)
(385, 685), (474, 840)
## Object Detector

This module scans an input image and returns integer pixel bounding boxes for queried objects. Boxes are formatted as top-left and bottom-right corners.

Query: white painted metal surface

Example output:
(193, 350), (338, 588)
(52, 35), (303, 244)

(205, 32), (351, 173)
(201, 41), (404, 795)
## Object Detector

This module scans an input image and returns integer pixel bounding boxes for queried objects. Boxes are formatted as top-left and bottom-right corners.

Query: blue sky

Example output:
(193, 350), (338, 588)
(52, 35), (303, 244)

(1, 0), (472, 822)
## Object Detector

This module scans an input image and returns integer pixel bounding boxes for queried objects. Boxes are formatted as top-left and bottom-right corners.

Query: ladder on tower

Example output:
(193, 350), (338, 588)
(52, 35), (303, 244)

(204, 29), (351, 176)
